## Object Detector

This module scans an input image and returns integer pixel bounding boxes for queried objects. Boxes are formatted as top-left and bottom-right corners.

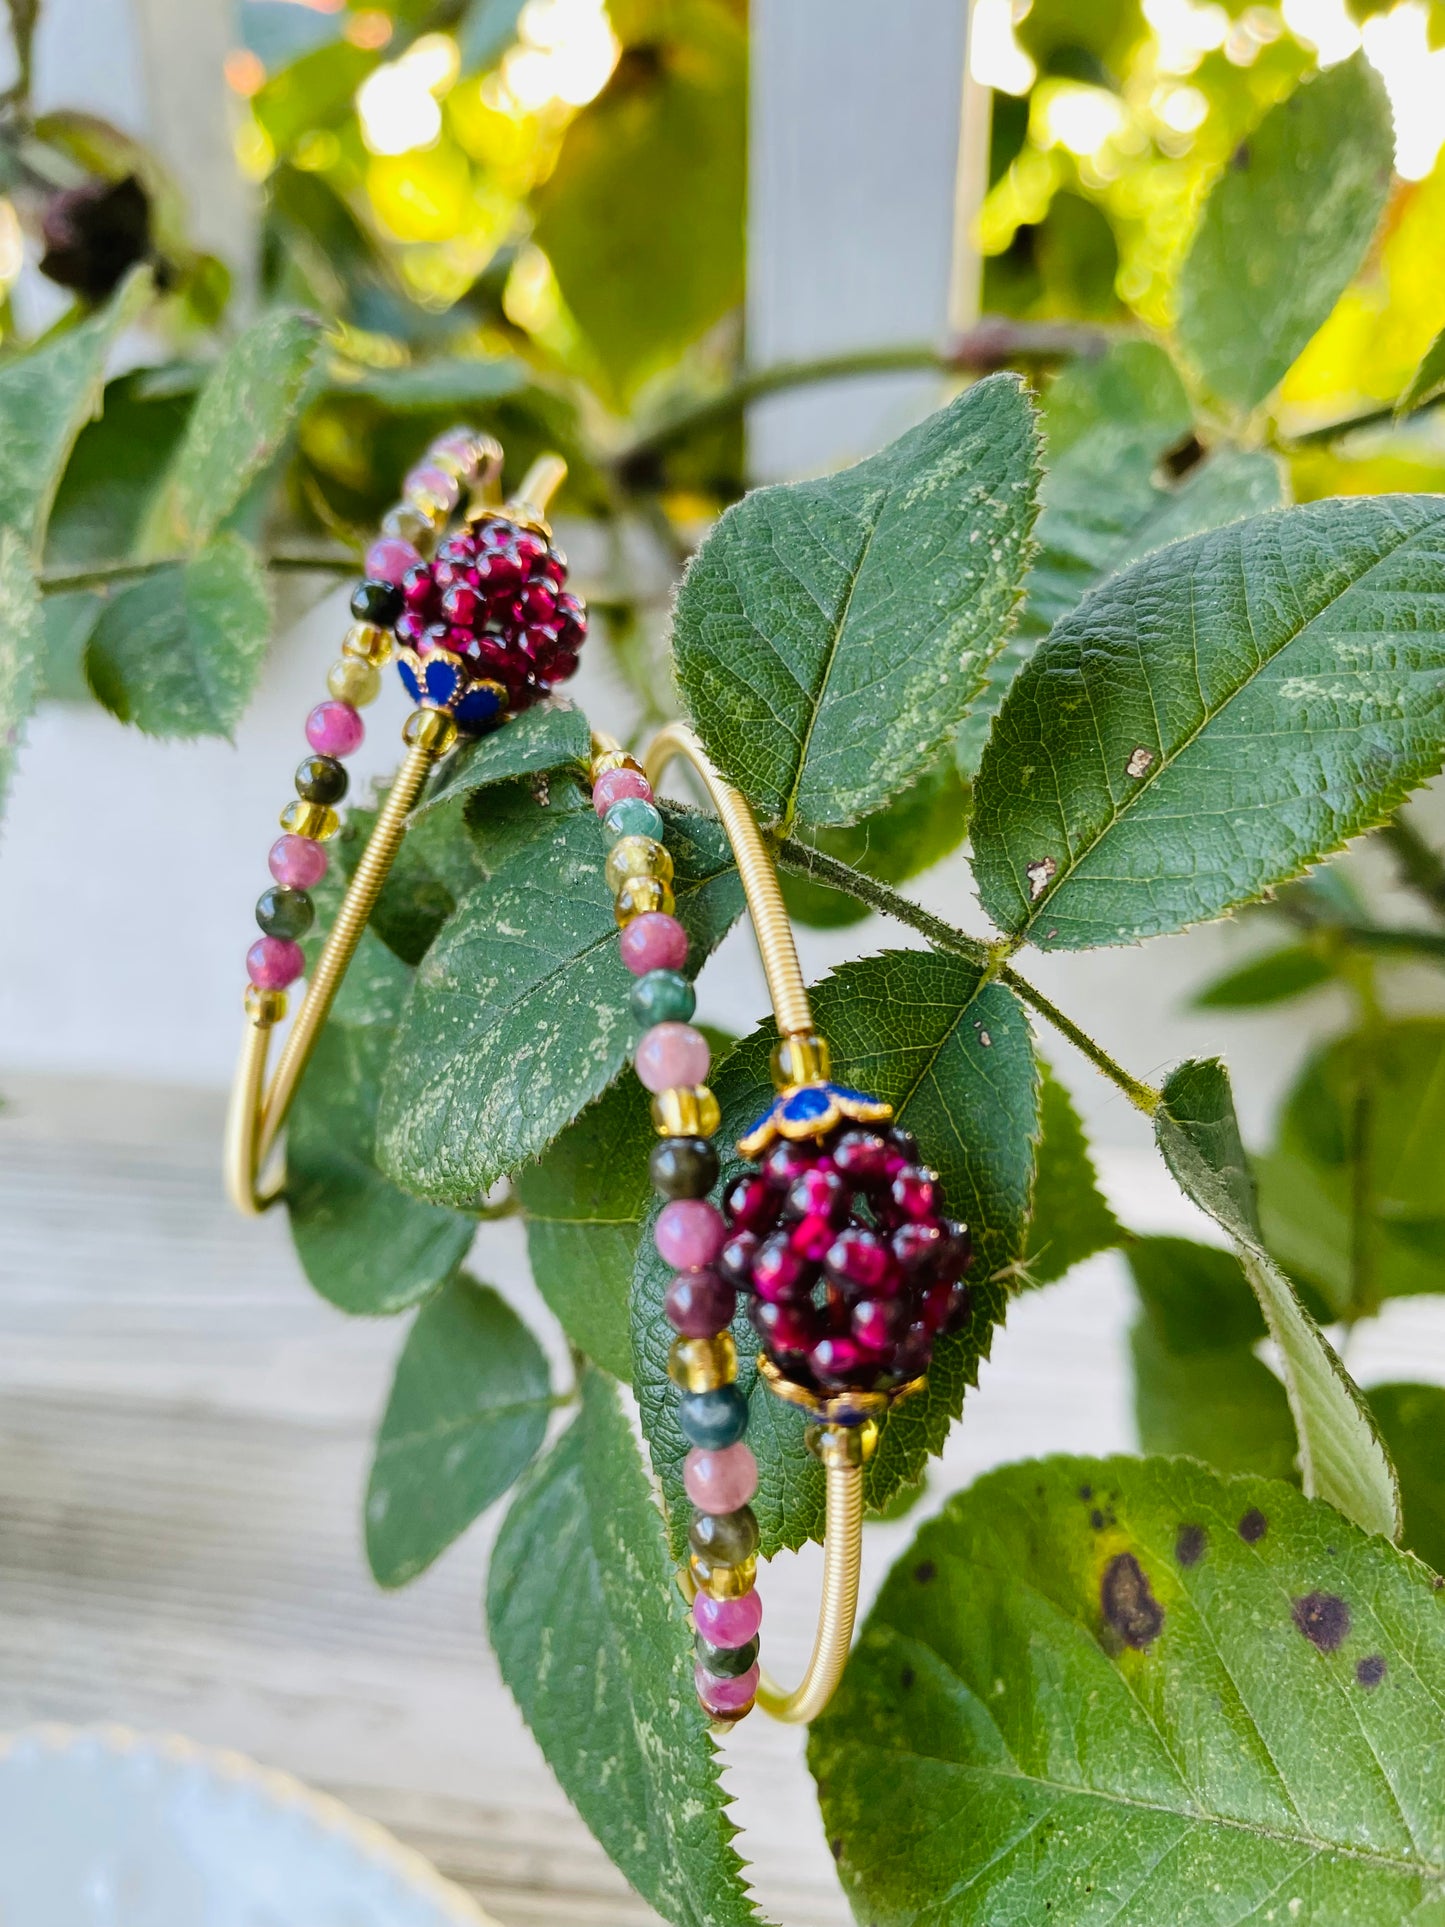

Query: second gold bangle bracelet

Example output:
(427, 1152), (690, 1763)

(590, 725), (974, 1727)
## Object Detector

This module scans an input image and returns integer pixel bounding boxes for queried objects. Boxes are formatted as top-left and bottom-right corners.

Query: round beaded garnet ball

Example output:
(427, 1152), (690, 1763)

(357, 511), (587, 734)
(719, 1117), (972, 1400)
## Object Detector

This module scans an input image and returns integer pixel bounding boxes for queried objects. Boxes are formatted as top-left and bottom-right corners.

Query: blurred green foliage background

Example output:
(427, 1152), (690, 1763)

(0, 0), (1438, 750)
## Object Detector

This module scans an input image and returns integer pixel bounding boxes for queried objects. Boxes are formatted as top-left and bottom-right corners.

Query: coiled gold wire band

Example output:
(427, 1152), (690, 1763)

(642, 723), (866, 1725)
(223, 453), (564, 1217)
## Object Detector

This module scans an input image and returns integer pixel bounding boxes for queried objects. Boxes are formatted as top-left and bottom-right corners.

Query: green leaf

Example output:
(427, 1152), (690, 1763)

(137, 308), (322, 555)
(1259, 1018), (1445, 1318)
(254, 40), (379, 153)
(514, 1074), (652, 1379)
(1023, 1062), (1122, 1286)
(674, 375), (1040, 832)
(365, 1274), (550, 1586)
(1193, 941), (1335, 1009)
(0, 269), (149, 552)
(1008, 340), (1194, 645)
(488, 1370), (759, 1927)
(44, 370), (192, 568)
(1155, 1057), (1400, 1540)
(0, 531), (44, 811)
(325, 778), (503, 970)
(332, 356), (531, 411)
(286, 930), (476, 1315)
(633, 950), (1039, 1559)
(1400, 326), (1445, 415)
(84, 530), (271, 738)
(412, 700), (591, 820)
(34, 589), (100, 704)
(1368, 1383), (1445, 1573)
(1177, 54), (1395, 414)
(534, 0), (746, 401)
(957, 342), (1284, 777)
(377, 798), (743, 1206)
(780, 753), (969, 929)
(1128, 1235), (1298, 1481)
(0, 278), (148, 782)
(973, 496), (1445, 950)
(812, 1453), (1445, 1927)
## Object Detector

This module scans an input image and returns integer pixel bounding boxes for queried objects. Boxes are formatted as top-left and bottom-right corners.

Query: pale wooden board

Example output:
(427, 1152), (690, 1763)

(14, 1072), (1441, 1922)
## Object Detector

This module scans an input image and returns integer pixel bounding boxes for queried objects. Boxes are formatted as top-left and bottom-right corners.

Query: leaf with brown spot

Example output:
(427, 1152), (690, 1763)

(812, 1455), (1445, 1925)
(1101, 1551), (1165, 1649)
(974, 497), (1445, 951)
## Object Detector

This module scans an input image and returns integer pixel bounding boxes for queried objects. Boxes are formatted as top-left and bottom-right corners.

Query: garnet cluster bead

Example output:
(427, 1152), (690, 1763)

(721, 1123), (971, 1396)
(358, 501), (586, 726)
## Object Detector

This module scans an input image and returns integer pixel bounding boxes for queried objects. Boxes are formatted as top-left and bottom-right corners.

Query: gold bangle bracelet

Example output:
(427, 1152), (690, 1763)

(641, 723), (870, 1724)
(225, 445), (578, 1216)
(631, 724), (971, 1726)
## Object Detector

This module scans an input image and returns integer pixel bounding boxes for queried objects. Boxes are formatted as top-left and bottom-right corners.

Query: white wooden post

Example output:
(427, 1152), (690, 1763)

(747, 0), (973, 481)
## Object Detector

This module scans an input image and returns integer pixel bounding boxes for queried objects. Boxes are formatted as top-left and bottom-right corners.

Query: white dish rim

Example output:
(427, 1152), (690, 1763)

(0, 1722), (503, 1927)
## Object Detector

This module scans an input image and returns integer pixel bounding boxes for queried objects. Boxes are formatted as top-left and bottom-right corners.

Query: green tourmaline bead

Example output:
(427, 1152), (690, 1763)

(650, 1137), (718, 1200)
(695, 1632), (760, 1678)
(295, 754), (349, 806)
(255, 885), (315, 941)
(604, 796), (665, 843)
(689, 1504), (759, 1564)
(630, 967), (695, 1028)
(680, 1385), (750, 1450)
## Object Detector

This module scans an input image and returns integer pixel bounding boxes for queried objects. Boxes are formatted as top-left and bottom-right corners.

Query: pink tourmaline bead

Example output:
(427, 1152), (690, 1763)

(684, 1442), (758, 1514)
(365, 535), (423, 583)
(620, 912), (688, 977)
(593, 767), (653, 817)
(306, 701), (364, 758)
(268, 834), (328, 889)
(432, 431), (479, 474)
(656, 1199), (725, 1270)
(693, 1587), (762, 1647)
(405, 462), (461, 511)
(664, 1269), (735, 1337)
(695, 1662), (759, 1714)
(247, 936), (304, 990)
(635, 1022), (710, 1093)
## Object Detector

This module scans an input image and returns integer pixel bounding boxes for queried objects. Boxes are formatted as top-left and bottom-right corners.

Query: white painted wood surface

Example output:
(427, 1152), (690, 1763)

(4, 1077), (1445, 1920)
(0, 1072), (1150, 1924)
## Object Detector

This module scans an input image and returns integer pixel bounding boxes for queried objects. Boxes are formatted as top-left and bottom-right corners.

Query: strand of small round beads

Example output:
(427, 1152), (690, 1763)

(243, 426), (500, 1009)
(244, 630), (376, 1002)
(633, 721), (977, 1729)
(590, 740), (764, 1725)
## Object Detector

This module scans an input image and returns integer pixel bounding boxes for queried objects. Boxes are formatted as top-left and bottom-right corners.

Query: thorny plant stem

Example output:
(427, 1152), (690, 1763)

(1379, 812), (1445, 921)
(39, 552), (646, 609)
(1340, 923), (1445, 963)
(775, 839), (1162, 1117)
(1283, 387), (1445, 449)
(1340, 952), (1384, 1326)
(39, 550), (362, 594)
(615, 319), (1119, 470)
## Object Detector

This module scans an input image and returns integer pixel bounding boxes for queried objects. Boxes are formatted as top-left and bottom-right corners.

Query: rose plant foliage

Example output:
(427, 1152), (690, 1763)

(6, 17), (1445, 1925)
